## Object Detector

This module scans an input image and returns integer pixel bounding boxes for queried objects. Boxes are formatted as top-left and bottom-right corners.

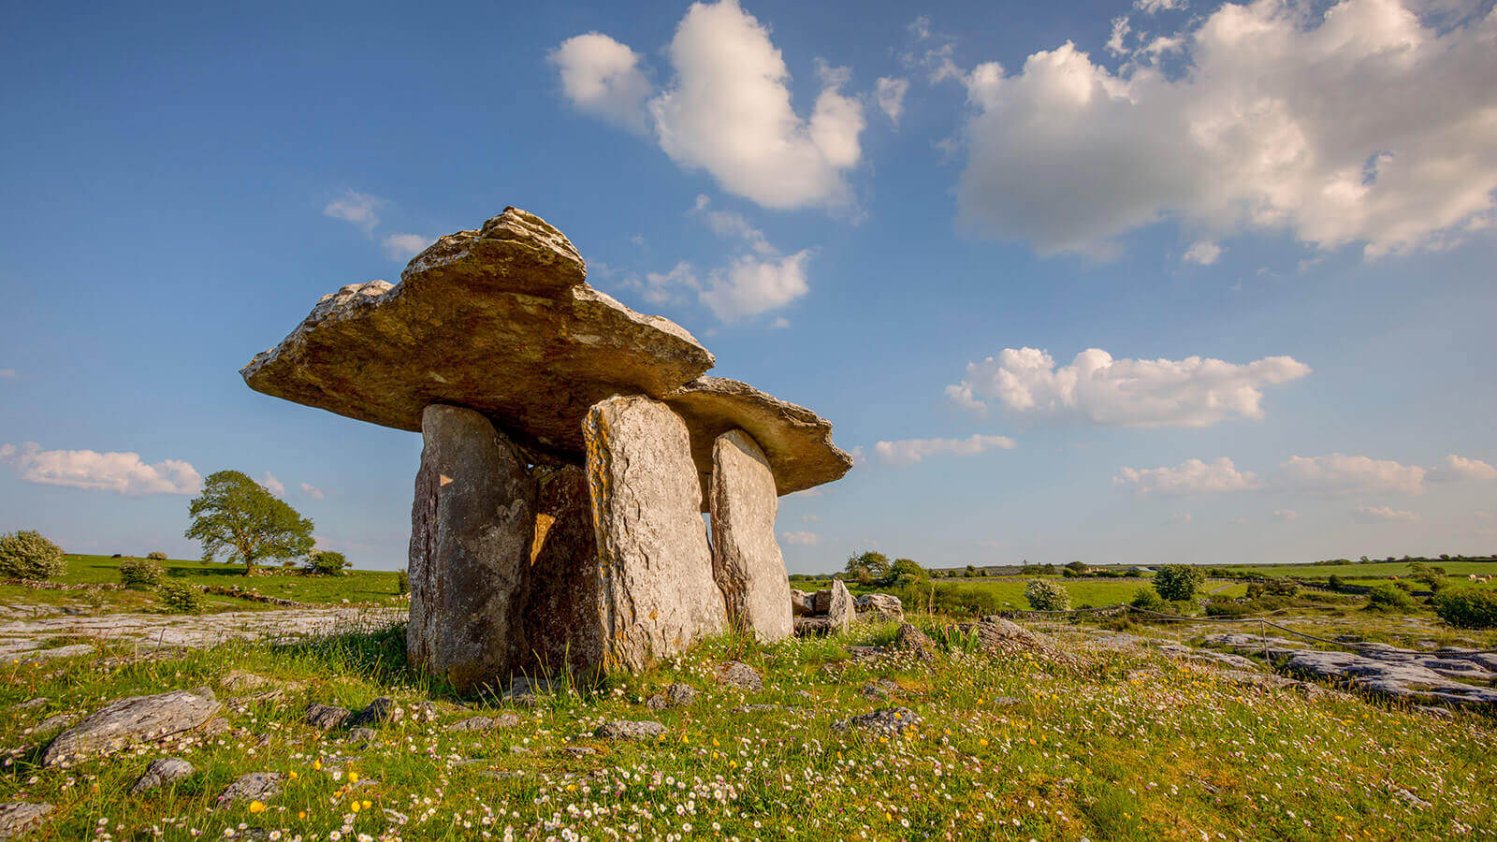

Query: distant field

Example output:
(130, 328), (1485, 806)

(1219, 559), (1497, 580)
(791, 575), (1249, 609)
(0, 555), (406, 614)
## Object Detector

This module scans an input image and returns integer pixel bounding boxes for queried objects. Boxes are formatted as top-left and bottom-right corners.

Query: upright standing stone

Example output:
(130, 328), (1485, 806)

(523, 464), (606, 676)
(584, 396), (726, 671)
(710, 429), (793, 642)
(408, 405), (535, 692)
(827, 579), (855, 632)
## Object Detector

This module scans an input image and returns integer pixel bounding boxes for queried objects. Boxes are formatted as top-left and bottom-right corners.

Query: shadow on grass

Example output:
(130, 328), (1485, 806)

(267, 620), (445, 695)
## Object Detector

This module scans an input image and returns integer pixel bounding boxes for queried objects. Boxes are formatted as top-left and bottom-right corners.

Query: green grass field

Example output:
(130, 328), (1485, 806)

(0, 555), (406, 615)
(793, 575), (1251, 611)
(1217, 559), (1497, 580)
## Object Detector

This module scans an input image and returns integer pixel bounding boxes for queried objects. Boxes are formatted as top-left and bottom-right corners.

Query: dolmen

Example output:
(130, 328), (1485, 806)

(242, 208), (852, 690)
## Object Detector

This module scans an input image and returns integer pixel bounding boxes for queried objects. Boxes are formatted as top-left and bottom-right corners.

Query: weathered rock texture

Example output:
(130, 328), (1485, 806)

(827, 580), (856, 632)
(0, 802), (53, 839)
(408, 405), (535, 691)
(709, 430), (793, 642)
(667, 377), (853, 505)
(522, 464), (606, 676)
(42, 691), (220, 767)
(585, 396), (726, 671)
(241, 209), (714, 461)
(130, 757), (194, 794)
(855, 593), (905, 623)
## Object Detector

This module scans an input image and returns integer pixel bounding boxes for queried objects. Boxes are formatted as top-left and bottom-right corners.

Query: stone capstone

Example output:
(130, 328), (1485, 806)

(584, 396), (726, 671)
(241, 208), (714, 461)
(42, 691), (220, 767)
(407, 405), (535, 692)
(709, 430), (793, 642)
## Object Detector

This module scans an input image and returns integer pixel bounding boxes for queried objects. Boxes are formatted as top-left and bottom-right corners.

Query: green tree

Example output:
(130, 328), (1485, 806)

(1153, 565), (1206, 602)
(844, 551), (890, 585)
(185, 470), (314, 576)
(305, 549), (349, 576)
(885, 558), (928, 587)
(0, 530), (66, 580)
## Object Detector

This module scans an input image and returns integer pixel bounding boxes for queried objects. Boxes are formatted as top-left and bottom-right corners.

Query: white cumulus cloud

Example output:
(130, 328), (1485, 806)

(382, 233), (431, 261)
(1430, 454), (1497, 481)
(259, 472), (285, 497)
(947, 347), (1310, 427)
(549, 33), (654, 133)
(781, 530), (820, 546)
(957, 0), (1497, 257)
(1354, 504), (1419, 523)
(876, 76), (910, 124)
(323, 190), (383, 234)
(1114, 457), (1259, 495)
(1279, 453), (1426, 495)
(1183, 240), (1222, 265)
(873, 434), (1017, 467)
(300, 482), (326, 500)
(553, 0), (866, 210)
(0, 442), (201, 496)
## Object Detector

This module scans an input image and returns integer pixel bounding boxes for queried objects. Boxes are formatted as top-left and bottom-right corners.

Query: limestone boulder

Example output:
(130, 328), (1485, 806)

(241, 208), (714, 461)
(407, 405), (535, 692)
(790, 589), (816, 617)
(584, 396), (726, 671)
(709, 430), (793, 642)
(855, 593), (905, 623)
(42, 691), (219, 767)
(666, 377), (854, 507)
(827, 580), (855, 632)
(522, 464), (606, 676)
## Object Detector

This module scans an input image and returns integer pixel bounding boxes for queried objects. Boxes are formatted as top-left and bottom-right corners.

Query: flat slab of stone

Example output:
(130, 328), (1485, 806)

(242, 208), (714, 461)
(585, 396), (726, 671)
(408, 406), (535, 692)
(710, 430), (793, 642)
(42, 691), (220, 767)
(0, 802), (53, 838)
(666, 377), (854, 505)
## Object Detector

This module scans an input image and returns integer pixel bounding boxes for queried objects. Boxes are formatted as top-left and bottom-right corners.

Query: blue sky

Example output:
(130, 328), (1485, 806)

(2, 0), (1495, 571)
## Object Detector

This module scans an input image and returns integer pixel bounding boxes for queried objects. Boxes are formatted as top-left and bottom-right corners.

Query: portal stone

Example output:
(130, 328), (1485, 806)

(710, 429), (793, 642)
(522, 464), (606, 677)
(584, 395), (726, 671)
(408, 405), (535, 692)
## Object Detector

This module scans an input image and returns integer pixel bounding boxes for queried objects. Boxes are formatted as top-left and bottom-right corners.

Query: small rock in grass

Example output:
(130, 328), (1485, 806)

(220, 671), (271, 692)
(595, 720), (666, 740)
(646, 683), (697, 710)
(0, 802), (54, 838)
(893, 624), (938, 662)
(447, 716), (495, 732)
(13, 698), (47, 712)
(130, 757), (194, 794)
(305, 703), (351, 731)
(347, 727), (377, 743)
(1391, 786), (1431, 810)
(347, 697), (399, 728)
(991, 696), (1021, 707)
(717, 661), (762, 691)
(493, 712), (521, 728)
(860, 679), (900, 700)
(215, 772), (283, 809)
(561, 746), (598, 757)
(29, 713), (75, 736)
(833, 707), (923, 737)
(41, 690), (220, 767)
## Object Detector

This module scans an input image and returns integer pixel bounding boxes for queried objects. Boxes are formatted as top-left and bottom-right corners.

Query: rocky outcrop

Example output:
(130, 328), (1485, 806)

(241, 209), (715, 461)
(42, 690), (220, 767)
(408, 405), (535, 692)
(710, 430), (793, 642)
(522, 465), (606, 676)
(585, 396), (726, 671)
(955, 618), (1084, 668)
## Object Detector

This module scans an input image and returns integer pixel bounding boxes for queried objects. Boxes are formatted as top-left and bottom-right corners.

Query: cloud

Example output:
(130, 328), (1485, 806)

(1183, 240), (1222, 265)
(549, 33), (654, 133)
(1430, 454), (1497, 481)
(781, 530), (820, 546)
(323, 190), (384, 234)
(947, 347), (1310, 427)
(0, 442), (201, 496)
(0, 369), (14, 379)
(259, 472), (285, 497)
(554, 0), (865, 210)
(872, 434), (1017, 467)
(876, 76), (910, 124)
(1114, 457), (1259, 495)
(381, 233), (431, 261)
(1279, 453), (1426, 495)
(300, 482), (326, 500)
(1135, 0), (1186, 12)
(1354, 505), (1419, 523)
(956, 0), (1497, 257)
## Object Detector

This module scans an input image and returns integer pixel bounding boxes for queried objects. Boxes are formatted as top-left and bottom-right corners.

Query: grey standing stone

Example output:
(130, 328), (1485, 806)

(42, 691), (220, 767)
(522, 464), (606, 677)
(0, 803), (53, 839)
(584, 396), (726, 672)
(408, 405), (536, 692)
(709, 430), (793, 643)
(827, 580), (855, 632)
(130, 757), (194, 794)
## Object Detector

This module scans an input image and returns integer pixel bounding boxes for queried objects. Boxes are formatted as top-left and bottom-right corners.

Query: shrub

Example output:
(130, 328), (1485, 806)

(1433, 588), (1497, 629)
(1204, 598), (1252, 617)
(396, 568), (410, 596)
(1153, 565), (1205, 602)
(1024, 579), (1071, 611)
(119, 557), (164, 590)
(305, 550), (349, 576)
(146, 551), (168, 561)
(0, 530), (67, 580)
(1367, 584), (1416, 611)
(157, 580), (204, 614)
(1130, 587), (1168, 613)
